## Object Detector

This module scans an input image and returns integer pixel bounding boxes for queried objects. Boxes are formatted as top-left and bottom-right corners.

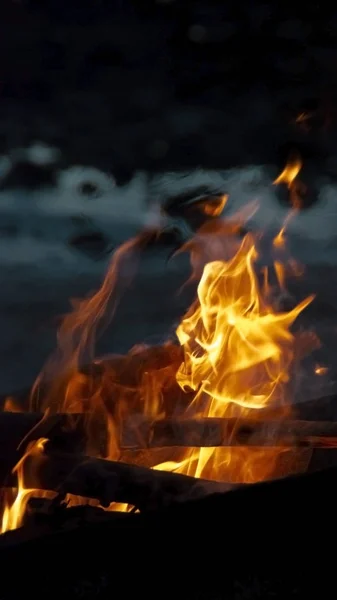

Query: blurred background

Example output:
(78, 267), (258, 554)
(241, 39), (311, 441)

(1, 0), (337, 399)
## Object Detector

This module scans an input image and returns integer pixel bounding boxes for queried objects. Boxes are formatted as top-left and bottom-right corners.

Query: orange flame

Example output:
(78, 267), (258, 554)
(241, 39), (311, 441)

(30, 230), (158, 412)
(272, 154), (305, 295)
(273, 152), (305, 211)
(1, 438), (48, 533)
(294, 112), (313, 132)
(200, 194), (228, 216)
(0, 204), (316, 527)
(3, 396), (23, 412)
(273, 209), (297, 250)
(273, 154), (302, 188)
(314, 365), (328, 376)
(173, 233), (313, 481)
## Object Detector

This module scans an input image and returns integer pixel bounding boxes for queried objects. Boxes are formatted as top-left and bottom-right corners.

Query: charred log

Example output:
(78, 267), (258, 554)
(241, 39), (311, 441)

(2, 409), (337, 460)
(0, 411), (87, 477)
(121, 415), (337, 448)
(1, 449), (233, 511)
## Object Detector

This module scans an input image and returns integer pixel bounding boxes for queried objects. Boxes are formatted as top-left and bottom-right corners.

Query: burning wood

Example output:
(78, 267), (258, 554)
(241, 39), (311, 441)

(122, 415), (337, 449)
(6, 450), (233, 511)
(0, 435), (235, 533)
(0, 461), (336, 600)
(3, 410), (337, 454)
(0, 166), (331, 535)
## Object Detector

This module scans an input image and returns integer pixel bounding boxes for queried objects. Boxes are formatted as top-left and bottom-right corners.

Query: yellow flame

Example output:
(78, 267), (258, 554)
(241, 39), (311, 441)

(174, 233), (313, 482)
(314, 365), (328, 376)
(0, 207), (316, 528)
(1, 438), (48, 533)
(273, 209), (297, 250)
(201, 194), (228, 217)
(273, 155), (302, 187)
(296, 112), (311, 123)
(273, 153), (305, 211)
(153, 458), (192, 472)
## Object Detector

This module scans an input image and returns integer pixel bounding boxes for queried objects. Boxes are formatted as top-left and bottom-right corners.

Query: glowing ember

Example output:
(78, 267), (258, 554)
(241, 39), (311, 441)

(315, 365), (328, 376)
(3, 396), (23, 413)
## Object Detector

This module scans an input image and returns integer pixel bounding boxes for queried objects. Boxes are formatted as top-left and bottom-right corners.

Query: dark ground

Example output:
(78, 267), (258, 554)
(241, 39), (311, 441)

(1, 463), (337, 599)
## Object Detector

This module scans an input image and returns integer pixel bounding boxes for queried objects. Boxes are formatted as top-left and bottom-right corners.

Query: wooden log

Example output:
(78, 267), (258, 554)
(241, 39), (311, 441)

(2, 384), (337, 421)
(4, 450), (234, 510)
(2, 411), (337, 461)
(121, 415), (337, 448)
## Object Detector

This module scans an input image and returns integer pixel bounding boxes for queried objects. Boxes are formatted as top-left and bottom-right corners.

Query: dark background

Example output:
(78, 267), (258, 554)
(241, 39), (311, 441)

(1, 0), (337, 397)
(1, 1), (337, 180)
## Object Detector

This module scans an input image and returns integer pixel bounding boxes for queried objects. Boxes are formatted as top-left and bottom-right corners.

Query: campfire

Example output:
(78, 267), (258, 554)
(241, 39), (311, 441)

(1, 157), (334, 537)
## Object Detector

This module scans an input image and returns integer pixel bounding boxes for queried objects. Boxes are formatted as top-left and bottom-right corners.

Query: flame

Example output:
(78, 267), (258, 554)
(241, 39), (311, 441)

(273, 152), (306, 210)
(314, 365), (328, 376)
(30, 230), (158, 412)
(273, 155), (302, 188)
(273, 209), (297, 250)
(294, 112), (313, 132)
(1, 438), (48, 533)
(200, 194), (228, 216)
(3, 396), (23, 412)
(272, 155), (306, 294)
(295, 112), (312, 124)
(153, 458), (191, 472)
(0, 203), (316, 526)
(174, 233), (313, 482)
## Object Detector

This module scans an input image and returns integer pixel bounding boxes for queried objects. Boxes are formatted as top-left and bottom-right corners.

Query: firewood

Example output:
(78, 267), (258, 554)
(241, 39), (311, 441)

(121, 415), (337, 448)
(2, 410), (337, 467)
(20, 450), (234, 510)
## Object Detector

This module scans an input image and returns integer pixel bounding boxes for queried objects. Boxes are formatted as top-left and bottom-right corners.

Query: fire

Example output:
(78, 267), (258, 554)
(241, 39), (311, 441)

(200, 194), (228, 216)
(315, 365), (328, 376)
(273, 151), (306, 210)
(295, 112), (311, 124)
(273, 154), (302, 189)
(273, 210), (297, 250)
(294, 112), (313, 133)
(1, 438), (48, 533)
(3, 396), (23, 412)
(271, 154), (306, 294)
(174, 233), (312, 481)
(0, 191), (316, 527)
